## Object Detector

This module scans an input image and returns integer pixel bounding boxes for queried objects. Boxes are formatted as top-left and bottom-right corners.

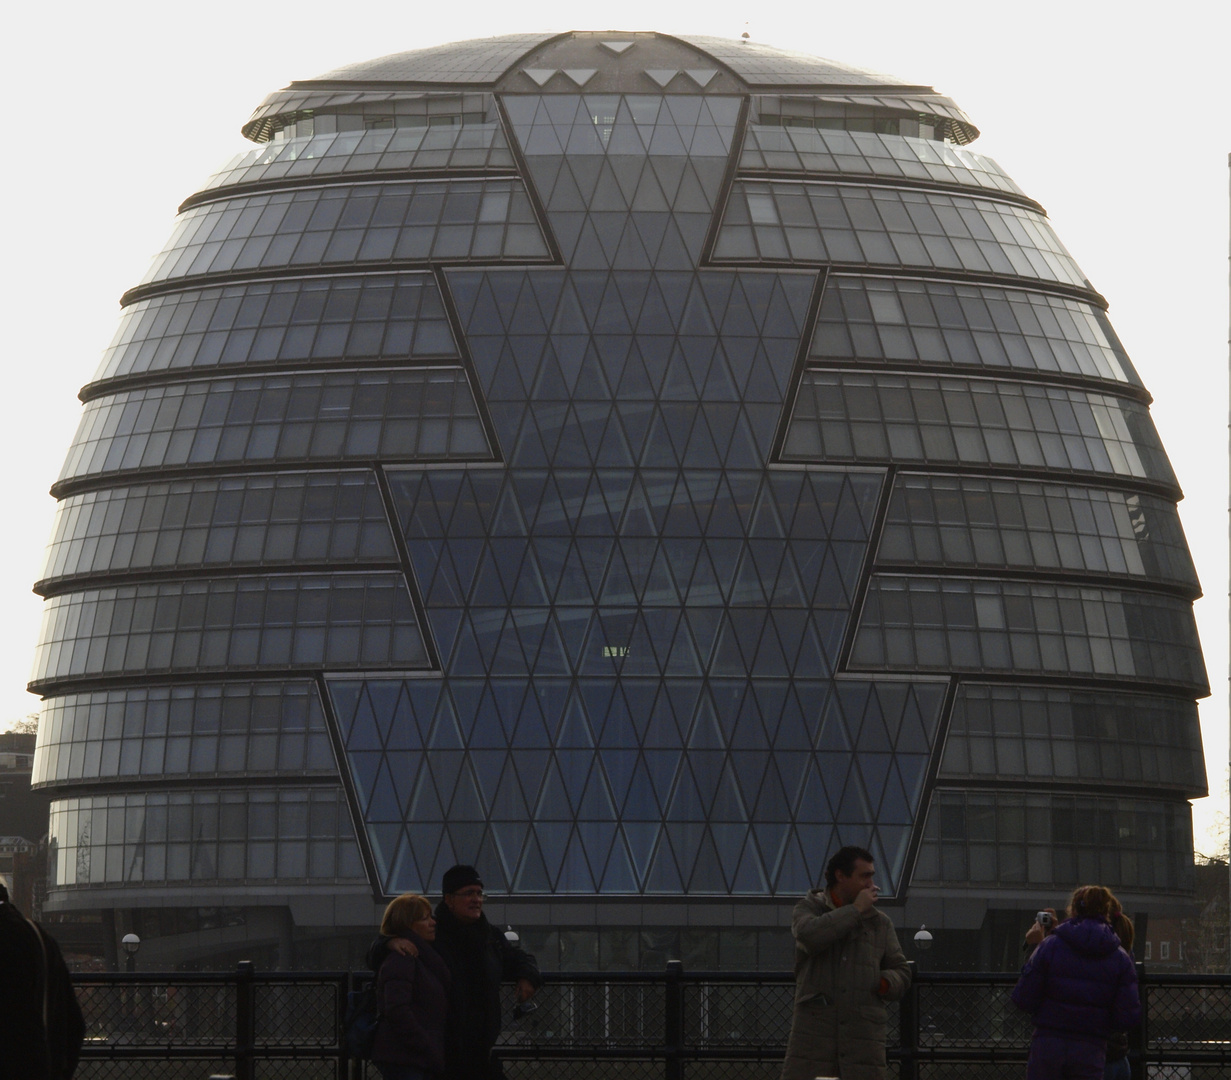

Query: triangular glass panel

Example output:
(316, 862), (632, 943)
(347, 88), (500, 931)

(643, 749), (681, 810)
(730, 835), (768, 894)
(643, 834), (685, 893)
(684, 69), (718, 87)
(469, 748), (507, 807)
(447, 760), (485, 822)
(407, 764), (445, 822)
(473, 829), (508, 892)
(563, 69), (598, 87)
(622, 821), (659, 880)
(644, 69), (679, 87)
(857, 752), (892, 815)
(601, 832), (639, 892)
(688, 829), (728, 892)
(389, 829), (421, 892)
(488, 758), (531, 819)
(623, 756), (662, 820)
(555, 829), (596, 892)
(514, 831), (552, 891)
(665, 761), (706, 821)
(600, 41), (636, 54)
(701, 753), (740, 815)
(348, 750), (382, 808)
(491, 820), (529, 881)
(385, 752), (420, 811)
(534, 756), (574, 817)
(556, 748), (593, 809)
(752, 821), (790, 883)
(835, 768), (872, 824)
(368, 822), (401, 881)
(535, 821), (573, 887)
(773, 829), (812, 893)
(879, 764), (912, 825)
(523, 69), (557, 87)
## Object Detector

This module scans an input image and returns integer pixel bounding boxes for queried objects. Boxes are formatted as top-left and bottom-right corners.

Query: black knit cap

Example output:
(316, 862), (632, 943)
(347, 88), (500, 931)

(441, 863), (483, 895)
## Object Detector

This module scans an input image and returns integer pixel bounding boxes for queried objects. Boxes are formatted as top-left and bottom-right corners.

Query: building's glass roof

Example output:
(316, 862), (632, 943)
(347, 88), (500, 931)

(309, 33), (563, 84)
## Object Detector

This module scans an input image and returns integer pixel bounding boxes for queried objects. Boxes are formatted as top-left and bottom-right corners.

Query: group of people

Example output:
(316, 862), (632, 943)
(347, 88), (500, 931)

(0, 844), (1147, 1080)
(367, 863), (542, 1080)
(780, 845), (1141, 1080)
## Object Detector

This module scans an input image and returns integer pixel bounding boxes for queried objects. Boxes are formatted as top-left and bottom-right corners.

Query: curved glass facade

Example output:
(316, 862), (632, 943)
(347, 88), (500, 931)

(33, 31), (1206, 966)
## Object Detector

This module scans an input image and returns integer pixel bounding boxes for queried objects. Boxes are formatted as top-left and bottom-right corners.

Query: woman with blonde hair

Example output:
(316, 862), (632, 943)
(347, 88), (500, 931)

(370, 893), (451, 1080)
(1012, 885), (1140, 1080)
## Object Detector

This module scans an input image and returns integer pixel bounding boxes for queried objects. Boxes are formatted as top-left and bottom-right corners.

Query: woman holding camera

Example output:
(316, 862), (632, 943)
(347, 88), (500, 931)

(1012, 885), (1140, 1080)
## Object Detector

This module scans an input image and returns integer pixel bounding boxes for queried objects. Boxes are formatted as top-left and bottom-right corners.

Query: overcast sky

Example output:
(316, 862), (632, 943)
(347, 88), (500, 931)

(2, 0), (1227, 851)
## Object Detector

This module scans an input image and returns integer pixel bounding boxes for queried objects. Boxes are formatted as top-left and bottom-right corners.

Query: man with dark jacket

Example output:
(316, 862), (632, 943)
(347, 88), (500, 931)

(369, 865), (542, 1080)
(781, 846), (911, 1080)
(0, 884), (86, 1080)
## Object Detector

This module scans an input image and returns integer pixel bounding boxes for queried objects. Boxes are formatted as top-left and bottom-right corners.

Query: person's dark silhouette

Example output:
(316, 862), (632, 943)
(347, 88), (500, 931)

(0, 883), (86, 1079)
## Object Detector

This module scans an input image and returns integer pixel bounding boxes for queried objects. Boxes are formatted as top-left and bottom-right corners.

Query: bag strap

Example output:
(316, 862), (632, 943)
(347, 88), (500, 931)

(25, 916), (51, 1060)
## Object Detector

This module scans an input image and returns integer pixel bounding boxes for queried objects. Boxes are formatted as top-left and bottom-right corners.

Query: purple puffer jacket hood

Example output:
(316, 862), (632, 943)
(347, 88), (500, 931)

(1052, 916), (1123, 958)
(1011, 917), (1140, 1042)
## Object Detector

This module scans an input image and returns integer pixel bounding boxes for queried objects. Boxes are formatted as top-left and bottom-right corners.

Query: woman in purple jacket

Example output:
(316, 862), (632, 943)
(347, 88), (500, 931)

(371, 893), (451, 1080)
(1012, 885), (1141, 1080)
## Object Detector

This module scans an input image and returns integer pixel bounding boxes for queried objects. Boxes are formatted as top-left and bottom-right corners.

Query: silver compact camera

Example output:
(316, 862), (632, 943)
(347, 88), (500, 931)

(1035, 911), (1053, 927)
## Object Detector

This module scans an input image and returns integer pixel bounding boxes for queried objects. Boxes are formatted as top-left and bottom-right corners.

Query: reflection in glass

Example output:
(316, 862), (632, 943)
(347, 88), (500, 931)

(784, 371), (1175, 487)
(33, 682), (336, 785)
(39, 472), (397, 587)
(58, 369), (491, 486)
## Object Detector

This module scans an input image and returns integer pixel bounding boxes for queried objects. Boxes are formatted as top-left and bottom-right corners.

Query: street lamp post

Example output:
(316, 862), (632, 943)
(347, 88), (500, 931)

(122, 932), (140, 974)
(121, 933), (141, 1036)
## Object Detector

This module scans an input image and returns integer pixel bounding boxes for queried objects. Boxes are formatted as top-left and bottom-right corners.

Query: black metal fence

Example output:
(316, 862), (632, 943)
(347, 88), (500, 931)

(71, 962), (1231, 1079)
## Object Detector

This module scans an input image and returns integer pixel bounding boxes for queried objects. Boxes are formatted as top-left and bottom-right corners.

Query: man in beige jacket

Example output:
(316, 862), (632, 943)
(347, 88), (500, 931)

(781, 846), (911, 1080)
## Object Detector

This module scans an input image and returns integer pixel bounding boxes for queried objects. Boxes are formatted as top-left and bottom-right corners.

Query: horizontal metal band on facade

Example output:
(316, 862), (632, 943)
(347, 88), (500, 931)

(738, 170), (1046, 212)
(849, 575), (1208, 694)
(737, 125), (1031, 202)
(46, 785), (368, 891)
(809, 273), (1140, 385)
(119, 258), (567, 308)
(31, 680), (338, 789)
(179, 169), (524, 213)
(712, 180), (1090, 288)
(912, 787), (1196, 892)
(780, 371), (1177, 495)
(29, 572), (432, 694)
(52, 368), (495, 498)
(127, 178), (554, 297)
(936, 682), (1207, 795)
(89, 272), (463, 390)
(35, 470), (402, 596)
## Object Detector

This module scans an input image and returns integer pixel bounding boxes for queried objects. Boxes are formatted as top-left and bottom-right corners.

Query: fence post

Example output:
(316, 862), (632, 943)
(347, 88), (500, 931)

(664, 959), (684, 1080)
(234, 961), (256, 1080)
(898, 960), (919, 1080)
(1130, 962), (1146, 1080)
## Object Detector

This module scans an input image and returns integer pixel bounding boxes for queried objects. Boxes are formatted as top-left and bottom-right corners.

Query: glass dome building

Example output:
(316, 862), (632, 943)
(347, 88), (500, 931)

(31, 31), (1207, 969)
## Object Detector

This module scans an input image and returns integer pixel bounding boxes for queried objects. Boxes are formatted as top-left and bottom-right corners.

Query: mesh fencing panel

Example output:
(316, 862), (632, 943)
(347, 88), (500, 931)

(254, 1059), (340, 1078)
(917, 980), (1031, 1048)
(497, 982), (667, 1047)
(74, 1063), (234, 1080)
(504, 1061), (664, 1079)
(918, 1064), (1023, 1080)
(76, 981), (237, 1046)
(682, 981), (793, 1048)
(1147, 983), (1231, 1051)
(254, 981), (340, 1046)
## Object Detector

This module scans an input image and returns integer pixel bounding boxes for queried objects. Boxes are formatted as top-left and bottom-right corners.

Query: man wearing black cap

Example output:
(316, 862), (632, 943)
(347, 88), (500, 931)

(370, 865), (542, 1079)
